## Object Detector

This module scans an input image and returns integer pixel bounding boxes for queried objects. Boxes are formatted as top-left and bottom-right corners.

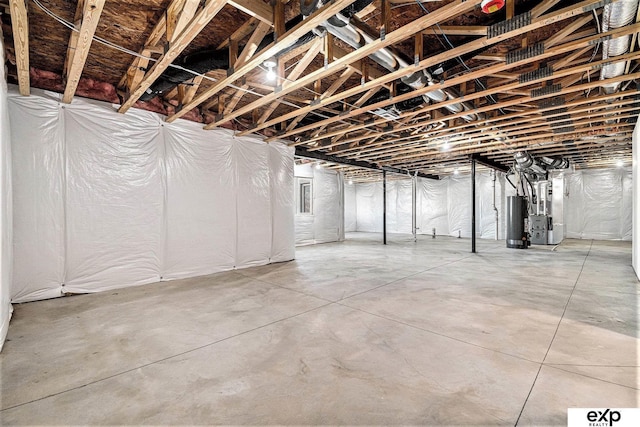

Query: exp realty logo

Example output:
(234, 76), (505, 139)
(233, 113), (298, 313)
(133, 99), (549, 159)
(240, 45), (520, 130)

(568, 408), (640, 427)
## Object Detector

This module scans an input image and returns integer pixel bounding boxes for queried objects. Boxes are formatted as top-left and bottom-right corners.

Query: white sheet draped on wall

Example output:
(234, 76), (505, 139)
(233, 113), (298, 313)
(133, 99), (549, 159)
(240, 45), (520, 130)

(347, 169), (631, 241)
(0, 39), (13, 351)
(351, 172), (506, 238)
(294, 164), (344, 245)
(8, 88), (294, 303)
(565, 168), (632, 240)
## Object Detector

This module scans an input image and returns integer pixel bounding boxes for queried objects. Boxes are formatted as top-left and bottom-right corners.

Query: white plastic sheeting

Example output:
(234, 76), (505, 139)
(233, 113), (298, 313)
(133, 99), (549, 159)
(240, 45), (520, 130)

(346, 168), (631, 242)
(9, 87), (294, 303)
(344, 183), (357, 232)
(294, 164), (344, 245)
(565, 168), (632, 240)
(633, 121), (640, 279)
(0, 40), (13, 351)
(349, 172), (506, 238)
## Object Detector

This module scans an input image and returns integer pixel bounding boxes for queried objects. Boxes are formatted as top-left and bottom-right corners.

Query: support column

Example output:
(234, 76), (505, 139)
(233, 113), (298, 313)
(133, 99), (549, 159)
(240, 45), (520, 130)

(412, 175), (417, 242)
(383, 170), (387, 245)
(471, 159), (476, 253)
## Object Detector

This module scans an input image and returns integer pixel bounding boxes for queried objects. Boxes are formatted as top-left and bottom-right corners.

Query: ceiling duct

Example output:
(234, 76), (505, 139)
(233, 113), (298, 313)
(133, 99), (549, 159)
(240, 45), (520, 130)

(140, 0), (480, 124)
(514, 151), (569, 180)
(302, 0), (478, 121)
(600, 0), (640, 94)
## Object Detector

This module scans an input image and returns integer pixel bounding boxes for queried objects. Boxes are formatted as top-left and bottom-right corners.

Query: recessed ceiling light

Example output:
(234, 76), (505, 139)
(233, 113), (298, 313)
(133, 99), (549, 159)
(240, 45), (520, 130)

(616, 159), (624, 168)
(453, 168), (459, 175)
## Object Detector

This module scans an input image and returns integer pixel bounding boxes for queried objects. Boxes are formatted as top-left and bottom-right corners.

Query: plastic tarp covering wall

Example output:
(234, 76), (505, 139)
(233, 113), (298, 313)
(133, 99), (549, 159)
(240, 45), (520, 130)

(344, 183), (357, 232)
(633, 121), (640, 279)
(419, 178), (449, 236)
(350, 171), (507, 238)
(0, 39), (13, 351)
(294, 164), (343, 245)
(354, 182), (383, 232)
(565, 168), (632, 240)
(9, 88), (294, 303)
(162, 120), (236, 279)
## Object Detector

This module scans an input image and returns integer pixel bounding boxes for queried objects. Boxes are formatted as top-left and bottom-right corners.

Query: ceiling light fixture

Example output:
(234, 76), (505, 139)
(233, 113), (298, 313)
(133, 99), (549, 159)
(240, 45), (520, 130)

(453, 168), (459, 175)
(616, 159), (624, 168)
(263, 59), (277, 81)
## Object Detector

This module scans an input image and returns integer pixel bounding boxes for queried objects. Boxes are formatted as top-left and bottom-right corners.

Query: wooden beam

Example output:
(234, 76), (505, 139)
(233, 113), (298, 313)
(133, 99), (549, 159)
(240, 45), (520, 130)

(531, 0), (563, 19)
(217, 18), (259, 50)
(63, 0), (85, 81)
(9, 0), (29, 95)
(228, 0), (274, 25)
(282, 21), (640, 144)
(259, 0), (604, 140)
(62, 0), (106, 104)
(258, 40), (322, 124)
(234, 21), (271, 68)
(305, 62), (640, 150)
(205, 0), (481, 129)
(118, 0), (225, 113)
(425, 26), (486, 36)
(168, 0), (358, 123)
(546, 15), (593, 48)
(167, 0), (200, 43)
(286, 68), (356, 131)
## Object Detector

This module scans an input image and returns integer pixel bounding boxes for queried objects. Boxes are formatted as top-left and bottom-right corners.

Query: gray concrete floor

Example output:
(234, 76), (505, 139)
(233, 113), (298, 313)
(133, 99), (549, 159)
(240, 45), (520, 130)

(1, 233), (638, 425)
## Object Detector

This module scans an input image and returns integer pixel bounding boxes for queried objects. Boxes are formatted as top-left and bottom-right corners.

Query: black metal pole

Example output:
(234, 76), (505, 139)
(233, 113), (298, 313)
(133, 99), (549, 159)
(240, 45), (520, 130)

(383, 170), (387, 245)
(471, 159), (476, 253)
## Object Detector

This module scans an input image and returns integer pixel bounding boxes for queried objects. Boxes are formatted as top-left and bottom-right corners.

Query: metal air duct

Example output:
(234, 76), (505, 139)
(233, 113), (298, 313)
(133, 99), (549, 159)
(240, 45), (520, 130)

(600, 0), (639, 94)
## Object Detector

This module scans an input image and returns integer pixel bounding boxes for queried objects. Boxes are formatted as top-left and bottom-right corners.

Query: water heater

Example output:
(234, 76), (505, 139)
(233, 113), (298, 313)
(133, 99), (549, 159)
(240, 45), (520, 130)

(506, 195), (530, 249)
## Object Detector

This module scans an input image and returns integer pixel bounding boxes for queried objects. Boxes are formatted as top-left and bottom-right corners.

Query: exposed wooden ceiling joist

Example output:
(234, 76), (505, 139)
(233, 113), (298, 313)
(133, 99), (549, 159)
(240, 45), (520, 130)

(62, 0), (106, 104)
(118, 0), (227, 113)
(9, 0), (29, 95)
(167, 0), (359, 123)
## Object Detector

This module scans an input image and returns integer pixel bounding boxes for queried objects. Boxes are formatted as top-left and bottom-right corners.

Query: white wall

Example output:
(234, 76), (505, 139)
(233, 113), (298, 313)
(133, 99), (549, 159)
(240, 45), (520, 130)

(294, 164), (344, 245)
(0, 38), (13, 351)
(565, 168), (632, 240)
(633, 120), (640, 279)
(346, 168), (630, 242)
(344, 182), (356, 232)
(351, 172), (505, 238)
(9, 88), (294, 303)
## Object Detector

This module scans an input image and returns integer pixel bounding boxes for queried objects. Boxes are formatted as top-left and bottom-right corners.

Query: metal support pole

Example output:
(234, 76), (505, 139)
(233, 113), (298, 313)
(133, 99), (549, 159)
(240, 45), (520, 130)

(471, 159), (476, 253)
(411, 175), (417, 242)
(383, 170), (387, 245)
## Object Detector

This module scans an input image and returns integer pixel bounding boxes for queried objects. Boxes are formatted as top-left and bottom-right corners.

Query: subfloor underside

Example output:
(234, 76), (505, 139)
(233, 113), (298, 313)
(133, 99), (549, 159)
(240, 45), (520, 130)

(1, 233), (638, 425)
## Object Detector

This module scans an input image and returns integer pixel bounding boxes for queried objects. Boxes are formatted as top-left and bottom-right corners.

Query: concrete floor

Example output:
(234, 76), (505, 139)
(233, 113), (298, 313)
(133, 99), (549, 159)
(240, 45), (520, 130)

(1, 233), (638, 425)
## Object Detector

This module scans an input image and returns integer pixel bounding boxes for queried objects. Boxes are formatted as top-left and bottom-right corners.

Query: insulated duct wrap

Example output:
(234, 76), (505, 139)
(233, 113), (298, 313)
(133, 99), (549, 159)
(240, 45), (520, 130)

(8, 87), (295, 303)
(600, 0), (640, 93)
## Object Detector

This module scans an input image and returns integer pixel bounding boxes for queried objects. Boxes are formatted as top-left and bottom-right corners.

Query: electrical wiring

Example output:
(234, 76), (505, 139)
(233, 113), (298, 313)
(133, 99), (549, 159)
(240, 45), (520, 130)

(30, 0), (363, 128)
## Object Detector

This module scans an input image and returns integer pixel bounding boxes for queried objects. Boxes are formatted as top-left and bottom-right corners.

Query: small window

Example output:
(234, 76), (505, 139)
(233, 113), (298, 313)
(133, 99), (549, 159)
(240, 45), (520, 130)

(297, 178), (313, 215)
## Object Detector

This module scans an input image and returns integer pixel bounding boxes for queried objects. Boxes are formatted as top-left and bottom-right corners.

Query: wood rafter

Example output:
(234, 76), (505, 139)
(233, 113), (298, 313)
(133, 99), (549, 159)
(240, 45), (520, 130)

(206, 0), (481, 130)
(9, 0), (29, 95)
(257, 39), (322, 124)
(250, 0), (609, 140)
(118, 0), (225, 113)
(167, 0), (358, 123)
(62, 0), (105, 103)
(291, 22), (640, 146)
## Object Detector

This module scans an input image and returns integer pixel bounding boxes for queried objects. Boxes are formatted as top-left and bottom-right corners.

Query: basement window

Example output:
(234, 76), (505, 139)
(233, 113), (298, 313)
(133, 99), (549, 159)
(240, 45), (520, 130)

(297, 178), (313, 215)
